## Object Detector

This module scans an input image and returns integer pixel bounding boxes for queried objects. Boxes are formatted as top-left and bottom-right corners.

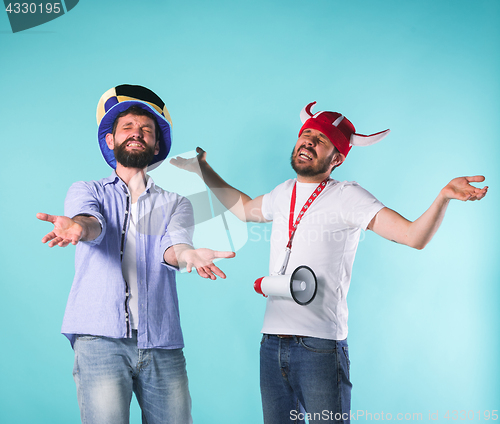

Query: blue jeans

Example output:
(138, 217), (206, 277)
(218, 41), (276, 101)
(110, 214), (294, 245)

(260, 335), (352, 423)
(73, 332), (192, 424)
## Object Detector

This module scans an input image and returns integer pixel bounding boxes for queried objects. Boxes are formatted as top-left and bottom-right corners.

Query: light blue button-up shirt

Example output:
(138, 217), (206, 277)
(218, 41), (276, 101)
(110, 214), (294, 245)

(62, 172), (194, 349)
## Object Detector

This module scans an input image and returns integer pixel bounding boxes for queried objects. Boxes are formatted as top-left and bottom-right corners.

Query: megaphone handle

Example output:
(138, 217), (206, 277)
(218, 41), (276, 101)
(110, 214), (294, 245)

(277, 247), (291, 275)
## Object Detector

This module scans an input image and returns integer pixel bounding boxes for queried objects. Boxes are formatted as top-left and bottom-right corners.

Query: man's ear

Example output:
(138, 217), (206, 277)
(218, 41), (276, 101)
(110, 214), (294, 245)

(331, 152), (346, 168)
(154, 140), (160, 156)
(105, 133), (115, 150)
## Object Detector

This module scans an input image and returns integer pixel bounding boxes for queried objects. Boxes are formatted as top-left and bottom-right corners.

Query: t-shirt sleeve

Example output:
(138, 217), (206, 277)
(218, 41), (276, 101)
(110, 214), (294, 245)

(261, 192), (273, 221)
(261, 181), (288, 222)
(261, 179), (296, 222)
(339, 182), (385, 230)
(64, 181), (106, 245)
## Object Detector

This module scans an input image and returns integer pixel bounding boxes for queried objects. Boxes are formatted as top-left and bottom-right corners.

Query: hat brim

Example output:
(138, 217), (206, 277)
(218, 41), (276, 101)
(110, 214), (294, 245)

(98, 100), (172, 170)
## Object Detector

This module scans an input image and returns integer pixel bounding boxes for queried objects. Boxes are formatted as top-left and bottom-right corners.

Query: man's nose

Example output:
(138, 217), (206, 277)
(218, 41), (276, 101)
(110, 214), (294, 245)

(130, 126), (144, 138)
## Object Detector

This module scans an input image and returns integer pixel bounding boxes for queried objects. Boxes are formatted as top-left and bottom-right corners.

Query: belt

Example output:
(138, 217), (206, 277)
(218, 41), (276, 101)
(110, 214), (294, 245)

(276, 334), (303, 338)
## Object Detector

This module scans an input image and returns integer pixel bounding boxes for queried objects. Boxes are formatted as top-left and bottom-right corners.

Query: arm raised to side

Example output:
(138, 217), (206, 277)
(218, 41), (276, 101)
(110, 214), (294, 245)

(170, 147), (267, 223)
(367, 176), (488, 249)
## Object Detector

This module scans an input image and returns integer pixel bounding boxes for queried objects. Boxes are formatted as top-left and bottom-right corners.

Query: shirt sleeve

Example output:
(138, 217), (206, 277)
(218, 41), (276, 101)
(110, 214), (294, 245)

(261, 181), (292, 221)
(261, 192), (273, 221)
(64, 181), (106, 245)
(160, 195), (195, 269)
(339, 182), (385, 230)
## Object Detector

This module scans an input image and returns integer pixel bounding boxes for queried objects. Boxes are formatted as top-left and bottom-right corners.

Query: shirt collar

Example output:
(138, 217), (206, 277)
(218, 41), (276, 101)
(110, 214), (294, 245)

(146, 174), (161, 193)
(103, 171), (160, 194)
(103, 171), (120, 186)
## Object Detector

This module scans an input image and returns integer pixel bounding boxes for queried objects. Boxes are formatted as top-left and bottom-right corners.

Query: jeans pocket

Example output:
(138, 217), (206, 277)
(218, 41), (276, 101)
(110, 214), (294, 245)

(260, 334), (269, 346)
(299, 337), (336, 354)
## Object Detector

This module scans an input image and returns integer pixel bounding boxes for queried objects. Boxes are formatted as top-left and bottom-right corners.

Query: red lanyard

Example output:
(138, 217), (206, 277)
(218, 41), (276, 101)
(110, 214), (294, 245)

(287, 178), (328, 249)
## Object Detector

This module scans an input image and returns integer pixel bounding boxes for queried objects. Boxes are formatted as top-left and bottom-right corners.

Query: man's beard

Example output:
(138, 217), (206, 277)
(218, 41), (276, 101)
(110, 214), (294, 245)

(290, 146), (335, 177)
(114, 138), (156, 169)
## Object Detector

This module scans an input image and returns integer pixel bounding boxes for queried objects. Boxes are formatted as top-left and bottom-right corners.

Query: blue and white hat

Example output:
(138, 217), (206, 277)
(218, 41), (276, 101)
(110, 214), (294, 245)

(96, 84), (172, 169)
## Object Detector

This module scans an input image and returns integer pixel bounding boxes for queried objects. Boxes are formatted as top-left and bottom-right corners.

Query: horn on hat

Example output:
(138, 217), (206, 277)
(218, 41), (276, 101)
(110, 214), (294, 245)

(332, 115), (344, 126)
(300, 101), (317, 123)
(350, 129), (391, 146)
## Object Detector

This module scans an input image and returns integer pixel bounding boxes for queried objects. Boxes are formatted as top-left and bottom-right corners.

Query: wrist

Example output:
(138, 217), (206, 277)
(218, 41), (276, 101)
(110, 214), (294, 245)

(175, 244), (194, 265)
(438, 187), (452, 204)
(198, 160), (211, 177)
(72, 217), (87, 240)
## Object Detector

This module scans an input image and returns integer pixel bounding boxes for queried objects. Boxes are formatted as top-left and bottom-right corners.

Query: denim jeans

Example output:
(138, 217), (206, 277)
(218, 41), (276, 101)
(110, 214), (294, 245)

(73, 332), (192, 424)
(260, 335), (352, 423)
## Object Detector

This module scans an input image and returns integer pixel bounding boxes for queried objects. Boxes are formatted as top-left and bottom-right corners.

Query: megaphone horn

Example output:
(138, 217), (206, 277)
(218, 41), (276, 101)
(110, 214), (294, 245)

(254, 265), (317, 306)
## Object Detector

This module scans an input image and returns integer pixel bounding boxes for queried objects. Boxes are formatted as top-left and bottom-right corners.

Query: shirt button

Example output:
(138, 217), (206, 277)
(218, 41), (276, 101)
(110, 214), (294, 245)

(125, 313), (129, 317)
(125, 318), (129, 322)
(126, 292), (129, 297)
(125, 210), (129, 214)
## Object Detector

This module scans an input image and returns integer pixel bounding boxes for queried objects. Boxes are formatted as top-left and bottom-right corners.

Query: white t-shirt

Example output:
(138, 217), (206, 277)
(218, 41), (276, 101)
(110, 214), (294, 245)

(260, 178), (385, 340)
(122, 202), (139, 330)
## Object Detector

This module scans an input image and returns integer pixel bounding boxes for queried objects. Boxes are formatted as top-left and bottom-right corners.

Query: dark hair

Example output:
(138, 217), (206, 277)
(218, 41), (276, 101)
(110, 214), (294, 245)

(112, 105), (161, 142)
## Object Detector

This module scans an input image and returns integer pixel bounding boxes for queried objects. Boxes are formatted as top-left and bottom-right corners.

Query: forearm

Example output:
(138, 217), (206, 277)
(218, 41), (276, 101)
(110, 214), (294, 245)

(371, 174), (488, 249)
(405, 191), (450, 250)
(409, 175), (488, 248)
(369, 192), (451, 250)
(73, 215), (102, 242)
(198, 162), (264, 222)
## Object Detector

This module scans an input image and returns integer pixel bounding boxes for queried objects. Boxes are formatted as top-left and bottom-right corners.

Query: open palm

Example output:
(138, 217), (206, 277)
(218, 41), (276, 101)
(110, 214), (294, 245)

(442, 176), (488, 201)
(169, 147), (207, 176)
(36, 213), (83, 247)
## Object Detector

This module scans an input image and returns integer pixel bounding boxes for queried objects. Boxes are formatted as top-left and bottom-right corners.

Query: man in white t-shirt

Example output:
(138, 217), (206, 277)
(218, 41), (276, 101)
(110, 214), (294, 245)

(171, 101), (488, 423)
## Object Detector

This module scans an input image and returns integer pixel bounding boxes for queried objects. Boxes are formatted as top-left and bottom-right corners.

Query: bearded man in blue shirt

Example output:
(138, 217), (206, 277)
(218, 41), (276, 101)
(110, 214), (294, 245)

(37, 84), (234, 424)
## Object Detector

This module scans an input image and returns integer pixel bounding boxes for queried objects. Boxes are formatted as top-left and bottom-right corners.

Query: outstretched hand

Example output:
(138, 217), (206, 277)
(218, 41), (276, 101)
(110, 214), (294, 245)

(441, 176), (488, 202)
(36, 213), (83, 247)
(169, 147), (207, 176)
(181, 247), (235, 280)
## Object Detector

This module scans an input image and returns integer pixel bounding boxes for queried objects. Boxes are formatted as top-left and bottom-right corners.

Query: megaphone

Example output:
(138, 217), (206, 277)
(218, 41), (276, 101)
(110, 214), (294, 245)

(254, 265), (317, 306)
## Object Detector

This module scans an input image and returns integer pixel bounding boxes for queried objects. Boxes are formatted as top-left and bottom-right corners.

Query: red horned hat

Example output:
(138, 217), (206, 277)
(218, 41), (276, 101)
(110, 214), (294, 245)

(299, 102), (390, 157)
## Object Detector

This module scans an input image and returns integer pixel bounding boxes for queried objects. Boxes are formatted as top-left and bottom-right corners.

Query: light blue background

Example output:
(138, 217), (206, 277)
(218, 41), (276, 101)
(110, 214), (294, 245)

(1, 0), (498, 422)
